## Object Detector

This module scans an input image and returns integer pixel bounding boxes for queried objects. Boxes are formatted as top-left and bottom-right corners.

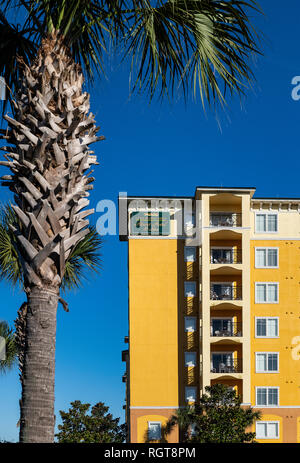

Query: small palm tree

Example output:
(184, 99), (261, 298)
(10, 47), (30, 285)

(0, 0), (262, 443)
(0, 320), (18, 373)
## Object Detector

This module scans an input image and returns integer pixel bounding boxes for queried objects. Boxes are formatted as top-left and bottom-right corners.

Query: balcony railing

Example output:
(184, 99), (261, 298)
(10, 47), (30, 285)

(211, 358), (243, 374)
(210, 249), (242, 264)
(210, 285), (242, 301)
(211, 322), (242, 337)
(210, 213), (242, 227)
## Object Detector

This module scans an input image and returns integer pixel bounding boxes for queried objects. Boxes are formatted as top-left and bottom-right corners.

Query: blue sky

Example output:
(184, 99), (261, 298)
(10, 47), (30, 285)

(1, 0), (300, 442)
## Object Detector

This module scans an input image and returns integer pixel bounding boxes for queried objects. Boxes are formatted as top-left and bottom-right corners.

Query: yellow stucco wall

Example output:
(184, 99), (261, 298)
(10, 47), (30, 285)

(250, 238), (300, 443)
(137, 414), (170, 443)
(129, 239), (179, 407)
(250, 240), (300, 407)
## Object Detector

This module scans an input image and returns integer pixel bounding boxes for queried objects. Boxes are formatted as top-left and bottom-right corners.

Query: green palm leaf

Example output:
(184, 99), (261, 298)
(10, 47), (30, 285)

(0, 8), (38, 115)
(0, 320), (18, 373)
(123, 0), (262, 105)
(0, 0), (262, 110)
(0, 203), (102, 292)
(63, 226), (102, 292)
(0, 203), (23, 286)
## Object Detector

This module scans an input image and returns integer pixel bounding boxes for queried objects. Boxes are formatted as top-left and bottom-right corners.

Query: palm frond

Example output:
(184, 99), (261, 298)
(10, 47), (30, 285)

(0, 7), (38, 116)
(0, 203), (23, 287)
(0, 203), (102, 292)
(0, 0), (262, 108)
(0, 320), (18, 373)
(62, 226), (102, 292)
(122, 0), (262, 106)
(4, 0), (114, 80)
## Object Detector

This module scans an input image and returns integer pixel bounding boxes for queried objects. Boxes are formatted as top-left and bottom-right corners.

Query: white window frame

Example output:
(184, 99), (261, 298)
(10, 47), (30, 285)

(255, 212), (278, 234)
(185, 317), (197, 332)
(185, 352), (197, 367)
(148, 421), (161, 440)
(185, 281), (196, 298)
(255, 247), (279, 269)
(255, 352), (279, 373)
(185, 386), (197, 403)
(255, 317), (279, 338)
(255, 387), (279, 406)
(184, 246), (197, 262)
(255, 421), (279, 439)
(255, 282), (279, 304)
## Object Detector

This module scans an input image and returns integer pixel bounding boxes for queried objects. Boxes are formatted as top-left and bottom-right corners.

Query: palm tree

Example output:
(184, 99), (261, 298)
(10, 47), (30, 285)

(0, 320), (18, 373)
(0, 0), (262, 443)
(0, 203), (102, 440)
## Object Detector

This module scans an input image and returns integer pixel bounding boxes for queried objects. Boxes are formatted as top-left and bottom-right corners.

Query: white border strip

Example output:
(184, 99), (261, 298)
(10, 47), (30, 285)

(130, 406), (179, 409)
(130, 405), (300, 409)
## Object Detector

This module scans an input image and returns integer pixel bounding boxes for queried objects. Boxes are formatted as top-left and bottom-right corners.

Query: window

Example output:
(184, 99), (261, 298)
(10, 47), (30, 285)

(256, 213), (278, 233)
(189, 423), (197, 436)
(255, 283), (278, 303)
(211, 247), (234, 264)
(211, 352), (235, 373)
(255, 353), (279, 372)
(185, 246), (196, 262)
(211, 318), (235, 336)
(211, 282), (235, 300)
(185, 282), (196, 297)
(185, 387), (196, 403)
(185, 352), (196, 367)
(0, 76), (5, 101)
(255, 248), (278, 268)
(185, 317), (196, 332)
(148, 422), (161, 440)
(255, 317), (279, 338)
(256, 421), (279, 439)
(256, 387), (279, 406)
(184, 212), (195, 236)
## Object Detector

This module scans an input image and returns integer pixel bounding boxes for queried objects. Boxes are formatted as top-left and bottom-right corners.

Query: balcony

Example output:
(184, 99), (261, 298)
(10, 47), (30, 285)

(210, 248), (242, 264)
(210, 284), (242, 301)
(122, 350), (129, 362)
(211, 357), (243, 374)
(211, 321), (242, 337)
(210, 213), (242, 228)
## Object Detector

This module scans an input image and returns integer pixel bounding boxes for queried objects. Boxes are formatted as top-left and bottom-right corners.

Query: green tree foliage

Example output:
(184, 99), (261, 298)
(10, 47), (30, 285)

(0, 0), (263, 115)
(0, 320), (18, 373)
(55, 400), (127, 443)
(0, 203), (102, 293)
(169, 384), (261, 443)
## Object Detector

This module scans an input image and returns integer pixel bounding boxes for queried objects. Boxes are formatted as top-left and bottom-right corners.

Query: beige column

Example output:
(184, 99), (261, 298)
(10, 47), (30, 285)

(200, 194), (211, 394)
(241, 194), (251, 403)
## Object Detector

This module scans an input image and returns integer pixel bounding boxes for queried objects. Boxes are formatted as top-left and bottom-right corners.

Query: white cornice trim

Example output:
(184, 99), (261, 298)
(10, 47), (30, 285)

(203, 227), (251, 230)
(130, 405), (300, 410)
(130, 406), (179, 409)
(253, 406), (300, 409)
(128, 236), (180, 240)
(251, 238), (300, 241)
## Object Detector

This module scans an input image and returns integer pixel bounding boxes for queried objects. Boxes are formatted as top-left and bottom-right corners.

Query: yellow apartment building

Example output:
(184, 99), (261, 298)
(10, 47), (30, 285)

(119, 186), (300, 443)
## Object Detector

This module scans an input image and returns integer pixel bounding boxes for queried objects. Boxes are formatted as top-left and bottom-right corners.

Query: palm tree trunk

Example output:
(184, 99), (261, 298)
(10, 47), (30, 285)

(19, 287), (59, 442)
(0, 32), (100, 443)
